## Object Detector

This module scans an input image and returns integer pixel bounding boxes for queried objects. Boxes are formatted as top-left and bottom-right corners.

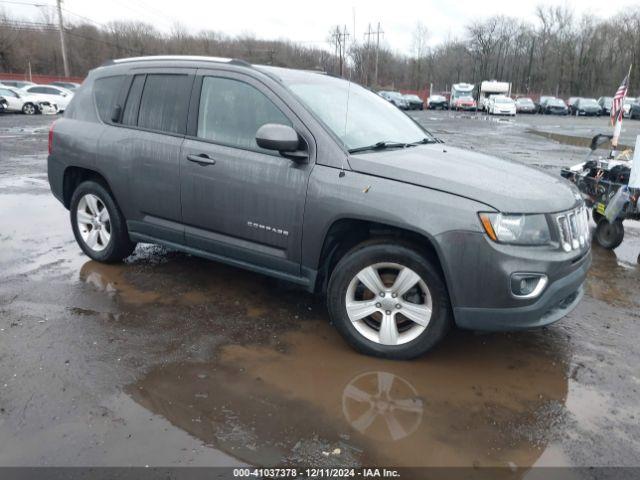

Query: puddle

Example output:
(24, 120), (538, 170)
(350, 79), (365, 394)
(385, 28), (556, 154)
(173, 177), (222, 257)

(528, 129), (634, 151)
(127, 322), (571, 468)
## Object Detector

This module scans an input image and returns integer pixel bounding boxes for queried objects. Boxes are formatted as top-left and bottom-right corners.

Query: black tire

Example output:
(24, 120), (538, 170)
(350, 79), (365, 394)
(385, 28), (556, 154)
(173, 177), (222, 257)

(327, 240), (452, 360)
(70, 180), (136, 262)
(22, 102), (37, 115)
(595, 219), (624, 250)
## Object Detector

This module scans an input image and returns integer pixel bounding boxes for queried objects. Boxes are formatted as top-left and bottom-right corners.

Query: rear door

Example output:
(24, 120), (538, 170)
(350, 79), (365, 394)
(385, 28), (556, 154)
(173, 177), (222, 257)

(180, 70), (315, 276)
(97, 69), (195, 244)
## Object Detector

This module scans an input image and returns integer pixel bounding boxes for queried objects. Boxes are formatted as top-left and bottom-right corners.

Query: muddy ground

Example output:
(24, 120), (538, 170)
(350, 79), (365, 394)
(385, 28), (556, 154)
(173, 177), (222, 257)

(0, 111), (639, 472)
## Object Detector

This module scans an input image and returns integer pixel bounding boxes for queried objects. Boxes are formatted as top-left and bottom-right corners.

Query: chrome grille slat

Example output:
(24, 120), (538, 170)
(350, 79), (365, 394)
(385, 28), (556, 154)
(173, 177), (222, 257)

(555, 205), (589, 252)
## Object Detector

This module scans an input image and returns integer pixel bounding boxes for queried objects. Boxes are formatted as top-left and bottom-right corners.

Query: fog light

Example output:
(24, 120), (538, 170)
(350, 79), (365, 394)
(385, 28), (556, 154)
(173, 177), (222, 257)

(510, 273), (548, 298)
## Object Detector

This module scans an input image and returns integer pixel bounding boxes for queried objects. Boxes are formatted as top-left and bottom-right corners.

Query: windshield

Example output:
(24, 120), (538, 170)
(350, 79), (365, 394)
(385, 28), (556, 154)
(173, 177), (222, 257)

(452, 91), (473, 99)
(516, 98), (533, 105)
(263, 68), (435, 152)
(549, 99), (566, 107)
(580, 99), (598, 107)
(495, 97), (514, 104)
(430, 95), (445, 101)
(405, 95), (421, 101)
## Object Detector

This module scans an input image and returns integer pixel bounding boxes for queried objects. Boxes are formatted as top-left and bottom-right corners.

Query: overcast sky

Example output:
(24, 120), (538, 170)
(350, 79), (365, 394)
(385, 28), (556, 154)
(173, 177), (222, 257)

(5, 0), (640, 54)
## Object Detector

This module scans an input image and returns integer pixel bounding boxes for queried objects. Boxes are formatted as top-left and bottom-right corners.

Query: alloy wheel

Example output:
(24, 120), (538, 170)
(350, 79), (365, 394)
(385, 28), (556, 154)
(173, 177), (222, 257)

(345, 262), (432, 346)
(76, 194), (111, 252)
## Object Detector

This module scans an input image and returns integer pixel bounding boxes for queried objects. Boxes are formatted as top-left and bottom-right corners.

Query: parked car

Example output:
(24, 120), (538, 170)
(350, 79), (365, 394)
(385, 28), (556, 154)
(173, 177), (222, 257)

(0, 80), (35, 89)
(427, 94), (448, 110)
(623, 97), (636, 118)
(515, 97), (536, 113)
(50, 81), (81, 91)
(541, 98), (569, 115)
(536, 96), (555, 113)
(487, 95), (516, 116)
(48, 56), (590, 359)
(378, 91), (409, 109)
(567, 97), (581, 113)
(597, 96), (613, 115)
(403, 94), (424, 110)
(630, 101), (640, 120)
(0, 85), (57, 114)
(451, 94), (477, 111)
(571, 98), (602, 116)
(21, 84), (73, 112)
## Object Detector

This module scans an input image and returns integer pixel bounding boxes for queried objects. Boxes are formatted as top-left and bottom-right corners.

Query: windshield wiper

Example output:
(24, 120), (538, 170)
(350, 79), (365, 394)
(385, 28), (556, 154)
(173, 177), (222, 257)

(348, 138), (435, 154)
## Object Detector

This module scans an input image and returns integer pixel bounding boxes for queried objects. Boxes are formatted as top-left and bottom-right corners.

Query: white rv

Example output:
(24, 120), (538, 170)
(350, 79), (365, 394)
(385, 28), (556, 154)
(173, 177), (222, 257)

(479, 80), (511, 111)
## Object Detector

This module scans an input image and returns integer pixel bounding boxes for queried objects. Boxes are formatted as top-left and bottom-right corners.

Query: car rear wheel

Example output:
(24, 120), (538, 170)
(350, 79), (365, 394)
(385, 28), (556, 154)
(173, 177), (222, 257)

(70, 181), (136, 262)
(327, 241), (452, 359)
(22, 103), (37, 115)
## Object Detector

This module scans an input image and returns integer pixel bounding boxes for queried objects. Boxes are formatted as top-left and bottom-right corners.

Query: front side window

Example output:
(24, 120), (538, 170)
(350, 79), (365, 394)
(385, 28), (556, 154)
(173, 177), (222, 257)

(197, 76), (291, 152)
(137, 74), (191, 134)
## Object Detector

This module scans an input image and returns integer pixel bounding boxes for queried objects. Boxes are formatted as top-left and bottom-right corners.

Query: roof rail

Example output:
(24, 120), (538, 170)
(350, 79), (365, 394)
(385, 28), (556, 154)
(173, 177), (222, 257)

(101, 55), (252, 67)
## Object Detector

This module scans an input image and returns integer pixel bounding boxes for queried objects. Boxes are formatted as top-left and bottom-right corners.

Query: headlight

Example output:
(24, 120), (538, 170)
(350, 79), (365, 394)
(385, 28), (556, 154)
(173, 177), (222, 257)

(479, 213), (551, 245)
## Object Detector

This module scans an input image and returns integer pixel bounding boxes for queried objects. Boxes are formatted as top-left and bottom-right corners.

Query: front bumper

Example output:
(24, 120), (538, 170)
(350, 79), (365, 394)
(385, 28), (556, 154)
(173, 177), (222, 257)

(436, 230), (591, 331)
(454, 256), (589, 330)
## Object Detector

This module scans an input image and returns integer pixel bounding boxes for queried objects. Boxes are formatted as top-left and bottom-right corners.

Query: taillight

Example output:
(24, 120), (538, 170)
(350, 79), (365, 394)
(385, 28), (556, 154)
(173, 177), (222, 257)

(48, 121), (55, 155)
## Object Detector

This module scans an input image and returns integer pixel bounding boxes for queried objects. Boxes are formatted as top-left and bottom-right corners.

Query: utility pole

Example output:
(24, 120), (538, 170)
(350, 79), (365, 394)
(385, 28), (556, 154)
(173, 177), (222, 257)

(331, 26), (350, 77)
(364, 22), (383, 87)
(56, 0), (70, 77)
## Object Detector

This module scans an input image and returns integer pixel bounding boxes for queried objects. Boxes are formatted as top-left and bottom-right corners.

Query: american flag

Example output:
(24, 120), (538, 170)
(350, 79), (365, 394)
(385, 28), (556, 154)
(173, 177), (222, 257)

(611, 70), (630, 125)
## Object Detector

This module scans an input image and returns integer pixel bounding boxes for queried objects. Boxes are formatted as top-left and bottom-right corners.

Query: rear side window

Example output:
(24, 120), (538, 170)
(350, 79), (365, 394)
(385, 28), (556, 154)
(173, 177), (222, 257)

(121, 74), (145, 126)
(197, 76), (291, 152)
(94, 75), (125, 123)
(137, 74), (191, 135)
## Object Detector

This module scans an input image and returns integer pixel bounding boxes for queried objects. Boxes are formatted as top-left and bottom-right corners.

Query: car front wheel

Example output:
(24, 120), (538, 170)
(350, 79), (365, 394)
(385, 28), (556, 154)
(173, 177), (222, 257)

(327, 241), (452, 359)
(70, 181), (136, 262)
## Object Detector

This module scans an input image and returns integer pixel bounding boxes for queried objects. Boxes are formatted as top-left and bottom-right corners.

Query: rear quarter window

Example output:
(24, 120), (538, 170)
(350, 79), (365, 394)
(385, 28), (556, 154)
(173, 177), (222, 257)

(94, 75), (125, 123)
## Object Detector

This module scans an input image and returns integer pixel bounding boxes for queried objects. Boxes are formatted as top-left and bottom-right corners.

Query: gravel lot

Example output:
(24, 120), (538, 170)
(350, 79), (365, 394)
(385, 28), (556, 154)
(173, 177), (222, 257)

(0, 111), (639, 471)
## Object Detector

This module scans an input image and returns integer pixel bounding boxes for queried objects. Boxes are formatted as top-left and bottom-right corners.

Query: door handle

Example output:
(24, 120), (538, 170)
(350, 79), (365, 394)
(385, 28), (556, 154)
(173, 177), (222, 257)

(187, 153), (216, 165)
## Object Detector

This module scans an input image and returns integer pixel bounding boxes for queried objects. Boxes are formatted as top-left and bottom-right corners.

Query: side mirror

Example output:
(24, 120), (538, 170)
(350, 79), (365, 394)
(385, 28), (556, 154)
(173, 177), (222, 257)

(255, 124), (307, 161)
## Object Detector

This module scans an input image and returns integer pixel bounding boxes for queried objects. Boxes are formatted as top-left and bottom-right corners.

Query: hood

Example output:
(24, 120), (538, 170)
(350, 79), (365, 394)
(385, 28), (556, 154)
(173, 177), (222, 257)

(348, 144), (579, 213)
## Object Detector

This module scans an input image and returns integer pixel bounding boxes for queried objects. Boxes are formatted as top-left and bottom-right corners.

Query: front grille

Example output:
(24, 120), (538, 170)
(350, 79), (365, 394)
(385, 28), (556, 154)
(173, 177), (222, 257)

(555, 205), (589, 252)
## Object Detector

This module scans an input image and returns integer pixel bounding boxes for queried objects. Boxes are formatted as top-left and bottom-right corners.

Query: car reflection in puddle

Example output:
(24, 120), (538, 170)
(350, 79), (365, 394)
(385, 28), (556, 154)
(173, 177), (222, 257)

(342, 371), (423, 442)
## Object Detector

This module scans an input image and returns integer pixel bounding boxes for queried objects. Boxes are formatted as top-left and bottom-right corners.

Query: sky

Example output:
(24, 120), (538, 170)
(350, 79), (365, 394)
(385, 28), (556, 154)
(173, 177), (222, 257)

(4, 0), (640, 54)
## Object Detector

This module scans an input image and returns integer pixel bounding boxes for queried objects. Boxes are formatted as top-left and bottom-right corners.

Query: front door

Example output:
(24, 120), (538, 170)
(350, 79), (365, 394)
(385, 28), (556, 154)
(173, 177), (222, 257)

(180, 71), (315, 276)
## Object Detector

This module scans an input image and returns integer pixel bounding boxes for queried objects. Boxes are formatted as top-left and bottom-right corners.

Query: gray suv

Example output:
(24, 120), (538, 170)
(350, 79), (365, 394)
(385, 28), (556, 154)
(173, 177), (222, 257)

(47, 56), (591, 359)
